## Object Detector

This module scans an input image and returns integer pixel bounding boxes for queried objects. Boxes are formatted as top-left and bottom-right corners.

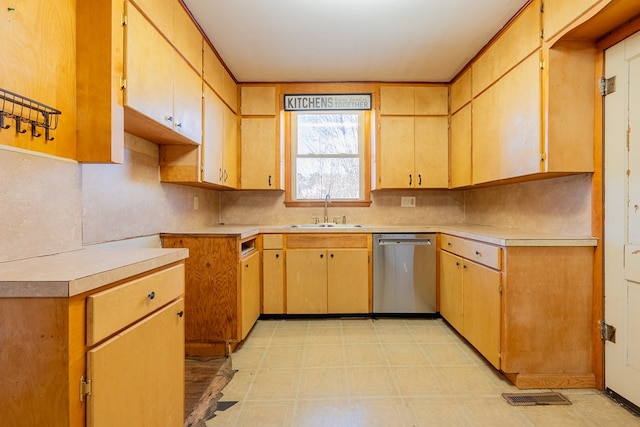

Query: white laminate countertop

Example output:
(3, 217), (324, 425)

(0, 247), (188, 298)
(161, 223), (598, 247)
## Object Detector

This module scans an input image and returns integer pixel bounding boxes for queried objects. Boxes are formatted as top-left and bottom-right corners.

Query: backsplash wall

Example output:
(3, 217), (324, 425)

(0, 133), (219, 263)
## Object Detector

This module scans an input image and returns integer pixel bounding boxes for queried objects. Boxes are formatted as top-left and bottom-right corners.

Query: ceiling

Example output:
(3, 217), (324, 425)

(183, 0), (529, 83)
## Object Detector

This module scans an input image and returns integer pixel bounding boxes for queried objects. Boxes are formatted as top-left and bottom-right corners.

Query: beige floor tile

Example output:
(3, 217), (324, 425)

(349, 397), (413, 427)
(272, 327), (309, 346)
(205, 400), (242, 427)
(231, 345), (266, 370)
(375, 325), (416, 344)
(460, 396), (532, 427)
(303, 344), (345, 367)
(421, 342), (476, 366)
(220, 369), (255, 401)
(342, 326), (378, 344)
(294, 398), (352, 427)
(381, 342), (430, 366)
(308, 319), (344, 328)
(274, 319), (311, 329)
(410, 325), (460, 344)
(437, 366), (497, 395)
(518, 404), (598, 427)
(404, 396), (472, 426)
(235, 400), (296, 427)
(344, 343), (387, 366)
(393, 366), (449, 396)
(305, 327), (344, 345)
(568, 392), (640, 426)
(261, 345), (305, 369)
(246, 368), (301, 401)
(297, 368), (349, 399)
(347, 366), (399, 397)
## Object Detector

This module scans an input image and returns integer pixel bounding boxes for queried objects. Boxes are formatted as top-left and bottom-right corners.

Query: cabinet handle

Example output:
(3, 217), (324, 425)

(148, 291), (155, 300)
(268, 175), (272, 187)
(418, 174), (422, 186)
(176, 122), (182, 128)
(409, 174), (412, 186)
(177, 310), (184, 318)
(165, 115), (173, 122)
(219, 168), (223, 181)
(224, 170), (228, 182)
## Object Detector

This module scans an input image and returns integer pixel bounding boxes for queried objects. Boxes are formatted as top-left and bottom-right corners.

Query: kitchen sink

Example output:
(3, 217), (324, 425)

(288, 223), (364, 228)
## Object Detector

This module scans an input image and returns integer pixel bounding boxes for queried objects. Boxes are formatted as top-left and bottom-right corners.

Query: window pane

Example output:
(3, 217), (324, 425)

(297, 113), (359, 155)
(296, 158), (360, 199)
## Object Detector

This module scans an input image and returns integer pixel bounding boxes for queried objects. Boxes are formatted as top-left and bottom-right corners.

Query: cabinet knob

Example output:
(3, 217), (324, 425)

(475, 251), (481, 256)
(148, 291), (156, 300)
(165, 115), (173, 122)
(245, 263), (249, 268)
(275, 254), (279, 258)
(330, 253), (334, 258)
(447, 242), (452, 246)
(177, 310), (184, 318)
(176, 122), (182, 128)
(320, 254), (324, 258)
(455, 262), (460, 267)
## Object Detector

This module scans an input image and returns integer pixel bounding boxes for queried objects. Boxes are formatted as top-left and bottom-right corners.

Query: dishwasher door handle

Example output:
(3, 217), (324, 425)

(378, 239), (432, 246)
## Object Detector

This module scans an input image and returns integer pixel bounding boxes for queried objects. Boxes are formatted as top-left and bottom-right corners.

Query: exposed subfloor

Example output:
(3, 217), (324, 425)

(185, 356), (235, 427)
(199, 318), (640, 426)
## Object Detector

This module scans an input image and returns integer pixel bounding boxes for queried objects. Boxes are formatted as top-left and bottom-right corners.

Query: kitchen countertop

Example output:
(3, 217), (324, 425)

(0, 247), (188, 298)
(2, 223), (596, 298)
(161, 223), (598, 247)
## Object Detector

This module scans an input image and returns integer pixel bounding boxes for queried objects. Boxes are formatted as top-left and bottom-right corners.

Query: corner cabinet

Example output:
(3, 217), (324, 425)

(377, 85), (449, 189)
(284, 234), (371, 314)
(0, 260), (186, 427)
(160, 234), (260, 356)
(439, 234), (595, 389)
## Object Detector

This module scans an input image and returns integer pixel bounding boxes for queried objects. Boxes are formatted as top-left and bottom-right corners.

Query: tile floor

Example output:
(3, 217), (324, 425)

(206, 318), (640, 426)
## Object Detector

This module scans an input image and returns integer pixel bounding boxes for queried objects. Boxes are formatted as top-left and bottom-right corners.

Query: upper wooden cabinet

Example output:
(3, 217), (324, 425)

(472, 0), (542, 97)
(450, 104), (472, 188)
(76, 0), (204, 163)
(450, 69), (472, 114)
(239, 86), (281, 190)
(203, 43), (238, 113)
(380, 86), (448, 115)
(377, 85), (449, 189)
(543, 0), (604, 42)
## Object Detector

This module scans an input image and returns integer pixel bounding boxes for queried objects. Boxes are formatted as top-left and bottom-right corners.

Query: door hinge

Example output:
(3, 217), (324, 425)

(120, 75), (127, 90)
(498, 284), (503, 294)
(540, 152), (547, 162)
(79, 376), (92, 402)
(121, 13), (128, 26)
(599, 320), (616, 343)
(599, 76), (616, 96)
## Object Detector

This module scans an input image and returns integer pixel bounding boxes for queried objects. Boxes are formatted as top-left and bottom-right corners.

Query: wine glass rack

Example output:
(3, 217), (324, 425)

(0, 88), (62, 141)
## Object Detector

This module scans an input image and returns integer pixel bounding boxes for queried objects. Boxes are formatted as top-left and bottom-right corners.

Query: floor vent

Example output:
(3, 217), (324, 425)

(502, 392), (572, 406)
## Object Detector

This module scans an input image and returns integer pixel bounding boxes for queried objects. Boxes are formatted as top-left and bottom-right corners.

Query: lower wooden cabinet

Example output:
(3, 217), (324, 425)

(439, 234), (595, 389)
(262, 234), (285, 314)
(284, 234), (372, 314)
(0, 261), (186, 427)
(160, 234), (260, 355)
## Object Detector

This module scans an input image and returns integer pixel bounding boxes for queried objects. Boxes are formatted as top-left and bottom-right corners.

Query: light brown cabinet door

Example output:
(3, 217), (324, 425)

(241, 251), (261, 339)
(130, 0), (174, 41)
(450, 105), (472, 188)
(173, 4), (202, 71)
(415, 116), (449, 188)
(263, 249), (284, 314)
(223, 106), (238, 187)
(543, 0), (602, 41)
(463, 261), (502, 369)
(202, 85), (225, 185)
(241, 86), (277, 116)
(87, 298), (185, 427)
(473, 52), (542, 184)
(379, 86), (415, 115)
(327, 249), (369, 314)
(439, 251), (464, 333)
(173, 56), (203, 144)
(379, 116), (414, 188)
(125, 4), (174, 129)
(286, 250), (328, 314)
(241, 117), (277, 189)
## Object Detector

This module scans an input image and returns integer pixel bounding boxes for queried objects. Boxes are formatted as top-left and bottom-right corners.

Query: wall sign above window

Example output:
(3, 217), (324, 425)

(284, 93), (372, 111)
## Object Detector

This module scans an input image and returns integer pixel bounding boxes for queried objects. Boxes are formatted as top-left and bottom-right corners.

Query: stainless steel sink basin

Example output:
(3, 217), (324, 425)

(288, 223), (364, 228)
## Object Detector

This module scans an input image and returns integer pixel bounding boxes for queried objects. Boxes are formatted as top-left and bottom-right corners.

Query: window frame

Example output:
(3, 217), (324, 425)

(284, 109), (372, 207)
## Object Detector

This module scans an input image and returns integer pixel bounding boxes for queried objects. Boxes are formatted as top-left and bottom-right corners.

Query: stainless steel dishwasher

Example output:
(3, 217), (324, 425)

(373, 233), (436, 314)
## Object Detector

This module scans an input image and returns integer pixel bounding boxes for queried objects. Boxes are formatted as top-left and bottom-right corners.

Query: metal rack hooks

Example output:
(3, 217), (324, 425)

(0, 88), (62, 141)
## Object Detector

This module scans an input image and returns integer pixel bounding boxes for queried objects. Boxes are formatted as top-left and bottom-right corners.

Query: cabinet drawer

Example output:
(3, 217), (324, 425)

(286, 234), (369, 249)
(441, 234), (502, 270)
(263, 234), (283, 249)
(87, 263), (185, 345)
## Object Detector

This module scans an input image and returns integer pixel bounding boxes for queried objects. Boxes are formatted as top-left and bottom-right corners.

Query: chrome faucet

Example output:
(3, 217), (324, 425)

(323, 193), (331, 223)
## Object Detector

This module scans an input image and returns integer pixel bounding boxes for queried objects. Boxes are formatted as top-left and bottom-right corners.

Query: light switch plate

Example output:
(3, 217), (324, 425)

(401, 196), (416, 207)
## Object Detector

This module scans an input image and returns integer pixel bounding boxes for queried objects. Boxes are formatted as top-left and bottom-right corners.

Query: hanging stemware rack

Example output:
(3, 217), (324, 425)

(0, 88), (62, 141)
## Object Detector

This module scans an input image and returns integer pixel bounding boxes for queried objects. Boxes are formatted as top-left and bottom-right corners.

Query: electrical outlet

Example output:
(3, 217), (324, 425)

(193, 196), (199, 210)
(401, 196), (416, 207)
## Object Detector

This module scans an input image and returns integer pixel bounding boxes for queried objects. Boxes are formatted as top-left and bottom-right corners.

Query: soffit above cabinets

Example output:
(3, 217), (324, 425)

(183, 0), (529, 83)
